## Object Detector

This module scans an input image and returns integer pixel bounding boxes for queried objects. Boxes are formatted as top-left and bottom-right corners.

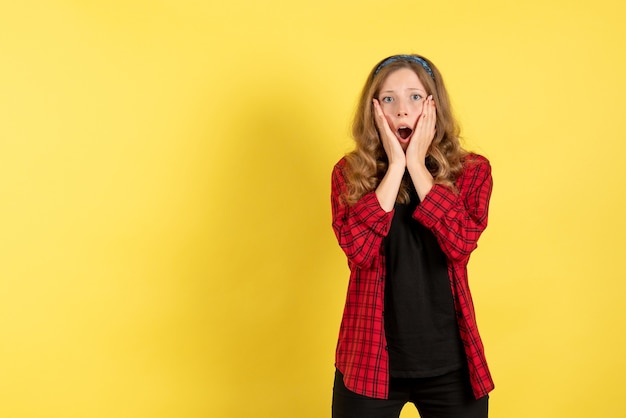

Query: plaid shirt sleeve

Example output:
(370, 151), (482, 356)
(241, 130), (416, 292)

(330, 158), (392, 399)
(412, 154), (493, 263)
(331, 158), (394, 269)
(413, 153), (495, 398)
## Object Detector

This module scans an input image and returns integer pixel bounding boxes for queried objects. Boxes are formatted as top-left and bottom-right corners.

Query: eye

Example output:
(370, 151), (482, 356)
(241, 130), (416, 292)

(411, 93), (423, 101)
(381, 96), (393, 103)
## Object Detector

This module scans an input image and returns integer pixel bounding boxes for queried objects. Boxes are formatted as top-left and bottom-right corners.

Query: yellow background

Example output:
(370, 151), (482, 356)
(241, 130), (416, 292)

(1, 1), (625, 417)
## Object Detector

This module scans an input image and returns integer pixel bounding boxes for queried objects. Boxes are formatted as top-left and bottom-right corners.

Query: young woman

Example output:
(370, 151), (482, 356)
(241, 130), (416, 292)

(330, 54), (494, 418)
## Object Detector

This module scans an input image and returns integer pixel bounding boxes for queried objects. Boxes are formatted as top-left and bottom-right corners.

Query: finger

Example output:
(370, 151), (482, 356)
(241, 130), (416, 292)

(372, 98), (380, 114)
(416, 96), (430, 126)
(422, 96), (435, 129)
(428, 97), (436, 129)
(372, 99), (396, 137)
(372, 99), (386, 129)
(372, 98), (385, 120)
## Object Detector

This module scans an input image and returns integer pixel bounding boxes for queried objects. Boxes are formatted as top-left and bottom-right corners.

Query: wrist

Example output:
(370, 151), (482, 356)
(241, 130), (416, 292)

(406, 157), (426, 172)
(387, 161), (406, 175)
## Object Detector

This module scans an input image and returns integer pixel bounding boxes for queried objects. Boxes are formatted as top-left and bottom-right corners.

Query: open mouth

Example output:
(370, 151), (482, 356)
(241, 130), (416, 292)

(397, 127), (413, 140)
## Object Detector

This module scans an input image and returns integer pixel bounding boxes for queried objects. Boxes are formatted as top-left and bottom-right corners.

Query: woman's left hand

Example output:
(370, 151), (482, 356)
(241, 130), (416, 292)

(406, 95), (437, 165)
(406, 95), (436, 200)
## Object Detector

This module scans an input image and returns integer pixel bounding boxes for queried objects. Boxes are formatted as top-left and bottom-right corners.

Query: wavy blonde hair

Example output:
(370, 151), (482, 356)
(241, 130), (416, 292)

(344, 54), (467, 205)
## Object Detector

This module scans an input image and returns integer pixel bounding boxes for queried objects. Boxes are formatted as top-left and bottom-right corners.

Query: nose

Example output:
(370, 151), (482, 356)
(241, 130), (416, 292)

(396, 103), (408, 117)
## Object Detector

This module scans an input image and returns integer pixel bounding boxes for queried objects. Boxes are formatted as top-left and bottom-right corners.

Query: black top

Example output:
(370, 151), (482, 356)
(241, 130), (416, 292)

(383, 184), (465, 378)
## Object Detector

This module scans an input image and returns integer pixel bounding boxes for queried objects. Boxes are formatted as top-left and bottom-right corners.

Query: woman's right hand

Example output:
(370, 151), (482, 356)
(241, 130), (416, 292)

(372, 99), (406, 212)
(372, 99), (405, 168)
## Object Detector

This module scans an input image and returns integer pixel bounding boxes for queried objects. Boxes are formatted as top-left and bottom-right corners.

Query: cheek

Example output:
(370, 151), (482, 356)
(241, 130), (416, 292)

(383, 114), (395, 128)
(379, 103), (394, 118)
(415, 101), (425, 115)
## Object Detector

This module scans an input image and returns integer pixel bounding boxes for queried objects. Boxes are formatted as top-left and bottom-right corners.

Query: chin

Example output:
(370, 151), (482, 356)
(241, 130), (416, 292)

(398, 138), (411, 151)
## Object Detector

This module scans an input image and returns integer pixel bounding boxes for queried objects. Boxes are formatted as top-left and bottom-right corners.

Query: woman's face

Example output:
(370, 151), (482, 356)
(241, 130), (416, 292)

(377, 67), (428, 150)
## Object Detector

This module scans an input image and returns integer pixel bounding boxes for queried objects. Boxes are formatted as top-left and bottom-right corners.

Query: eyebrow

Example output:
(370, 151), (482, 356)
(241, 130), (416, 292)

(380, 88), (426, 94)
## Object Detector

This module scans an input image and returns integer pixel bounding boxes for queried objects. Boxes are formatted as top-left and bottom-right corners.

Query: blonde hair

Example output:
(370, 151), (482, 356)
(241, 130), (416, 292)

(344, 54), (467, 205)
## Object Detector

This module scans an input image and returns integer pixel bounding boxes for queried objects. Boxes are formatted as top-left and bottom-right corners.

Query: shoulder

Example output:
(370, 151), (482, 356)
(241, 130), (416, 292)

(334, 156), (348, 170)
(331, 156), (350, 192)
(462, 153), (490, 169)
(456, 153), (492, 193)
(332, 156), (349, 178)
(460, 153), (491, 178)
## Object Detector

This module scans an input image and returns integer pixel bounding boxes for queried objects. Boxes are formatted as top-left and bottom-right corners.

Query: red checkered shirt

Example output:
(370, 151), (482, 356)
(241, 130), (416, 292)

(331, 153), (495, 400)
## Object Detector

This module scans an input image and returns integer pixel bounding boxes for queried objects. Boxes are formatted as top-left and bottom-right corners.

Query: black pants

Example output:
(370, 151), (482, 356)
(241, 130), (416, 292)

(332, 368), (488, 418)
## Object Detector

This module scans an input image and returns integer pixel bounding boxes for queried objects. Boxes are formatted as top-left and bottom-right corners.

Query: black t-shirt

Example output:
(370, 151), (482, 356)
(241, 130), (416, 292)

(383, 185), (465, 378)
